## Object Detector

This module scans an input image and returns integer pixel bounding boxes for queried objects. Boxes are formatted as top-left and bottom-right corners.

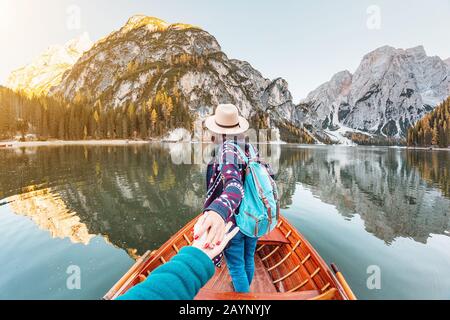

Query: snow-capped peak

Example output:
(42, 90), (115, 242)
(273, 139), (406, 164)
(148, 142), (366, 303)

(444, 58), (450, 67)
(119, 15), (199, 34)
(6, 33), (93, 96)
(122, 15), (169, 33)
(303, 45), (450, 138)
(65, 32), (93, 54)
(405, 45), (427, 57)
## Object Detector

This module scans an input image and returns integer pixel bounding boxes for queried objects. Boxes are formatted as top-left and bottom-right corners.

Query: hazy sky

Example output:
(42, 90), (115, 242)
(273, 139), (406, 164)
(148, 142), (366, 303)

(1, 0), (449, 100)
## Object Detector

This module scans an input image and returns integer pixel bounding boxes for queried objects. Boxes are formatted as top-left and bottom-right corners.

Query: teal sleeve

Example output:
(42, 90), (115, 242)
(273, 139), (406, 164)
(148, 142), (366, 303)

(116, 246), (215, 300)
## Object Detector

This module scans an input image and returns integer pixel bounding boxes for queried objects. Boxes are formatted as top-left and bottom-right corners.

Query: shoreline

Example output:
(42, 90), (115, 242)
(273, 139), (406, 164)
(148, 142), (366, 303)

(1, 140), (449, 150)
(0, 140), (153, 148)
(396, 146), (450, 151)
(0, 139), (289, 148)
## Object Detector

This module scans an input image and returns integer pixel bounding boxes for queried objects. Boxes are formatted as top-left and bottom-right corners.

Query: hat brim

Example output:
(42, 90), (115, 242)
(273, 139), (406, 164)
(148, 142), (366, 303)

(205, 116), (250, 135)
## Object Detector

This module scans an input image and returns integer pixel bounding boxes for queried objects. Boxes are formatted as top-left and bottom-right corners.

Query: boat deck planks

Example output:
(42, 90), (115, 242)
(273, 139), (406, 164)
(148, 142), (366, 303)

(200, 253), (278, 295)
(104, 215), (356, 300)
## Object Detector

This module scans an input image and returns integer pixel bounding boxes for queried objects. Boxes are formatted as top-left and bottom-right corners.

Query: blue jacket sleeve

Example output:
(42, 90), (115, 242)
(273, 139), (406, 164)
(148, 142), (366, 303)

(117, 246), (215, 300)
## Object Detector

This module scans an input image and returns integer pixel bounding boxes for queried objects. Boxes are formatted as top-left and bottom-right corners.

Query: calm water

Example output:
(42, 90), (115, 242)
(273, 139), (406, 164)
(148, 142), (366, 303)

(0, 144), (449, 300)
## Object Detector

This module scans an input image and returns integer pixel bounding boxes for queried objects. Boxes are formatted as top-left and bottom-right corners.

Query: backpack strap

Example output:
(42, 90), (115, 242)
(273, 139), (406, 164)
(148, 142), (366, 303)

(247, 143), (258, 160)
(217, 141), (249, 170)
(228, 141), (249, 165)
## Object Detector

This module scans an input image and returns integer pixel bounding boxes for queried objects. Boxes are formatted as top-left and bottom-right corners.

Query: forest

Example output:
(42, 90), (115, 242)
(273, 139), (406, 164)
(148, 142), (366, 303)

(0, 86), (193, 141)
(2, 81), (449, 147)
(407, 96), (450, 148)
(345, 132), (405, 146)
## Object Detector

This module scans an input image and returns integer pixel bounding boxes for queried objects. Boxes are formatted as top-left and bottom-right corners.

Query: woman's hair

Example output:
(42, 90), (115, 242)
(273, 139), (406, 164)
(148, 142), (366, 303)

(211, 133), (245, 145)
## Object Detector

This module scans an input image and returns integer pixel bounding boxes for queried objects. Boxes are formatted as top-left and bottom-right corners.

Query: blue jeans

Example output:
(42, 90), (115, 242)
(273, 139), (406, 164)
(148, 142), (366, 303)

(224, 231), (259, 293)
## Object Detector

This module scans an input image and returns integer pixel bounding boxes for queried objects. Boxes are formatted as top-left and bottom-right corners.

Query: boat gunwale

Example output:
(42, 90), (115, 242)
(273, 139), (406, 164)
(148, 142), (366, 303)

(104, 215), (352, 300)
(273, 218), (351, 299)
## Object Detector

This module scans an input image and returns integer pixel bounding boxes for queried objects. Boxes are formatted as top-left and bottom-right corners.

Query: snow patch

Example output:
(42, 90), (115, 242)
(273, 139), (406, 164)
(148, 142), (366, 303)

(112, 81), (132, 107)
(324, 125), (373, 146)
(162, 128), (192, 142)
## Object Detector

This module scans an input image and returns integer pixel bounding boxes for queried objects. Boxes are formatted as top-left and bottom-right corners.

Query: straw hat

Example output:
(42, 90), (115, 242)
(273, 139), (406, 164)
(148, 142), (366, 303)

(205, 104), (249, 135)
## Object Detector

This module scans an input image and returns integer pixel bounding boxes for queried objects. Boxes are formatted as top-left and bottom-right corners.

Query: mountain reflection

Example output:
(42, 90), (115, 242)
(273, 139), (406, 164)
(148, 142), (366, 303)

(0, 144), (206, 256)
(8, 187), (95, 245)
(277, 146), (450, 244)
(0, 144), (449, 258)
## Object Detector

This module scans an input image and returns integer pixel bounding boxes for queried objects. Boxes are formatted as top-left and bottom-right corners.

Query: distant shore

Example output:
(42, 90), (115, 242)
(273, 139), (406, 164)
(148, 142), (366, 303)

(399, 146), (450, 151)
(1, 140), (449, 150)
(0, 139), (153, 148)
(0, 139), (288, 148)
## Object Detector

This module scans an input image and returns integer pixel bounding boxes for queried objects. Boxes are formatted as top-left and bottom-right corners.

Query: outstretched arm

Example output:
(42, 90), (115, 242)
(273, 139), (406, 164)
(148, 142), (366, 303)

(117, 246), (214, 300)
(117, 223), (239, 300)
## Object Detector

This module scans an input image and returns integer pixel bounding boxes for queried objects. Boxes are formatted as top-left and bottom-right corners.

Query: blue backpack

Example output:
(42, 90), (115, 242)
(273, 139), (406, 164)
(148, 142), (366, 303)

(221, 141), (280, 238)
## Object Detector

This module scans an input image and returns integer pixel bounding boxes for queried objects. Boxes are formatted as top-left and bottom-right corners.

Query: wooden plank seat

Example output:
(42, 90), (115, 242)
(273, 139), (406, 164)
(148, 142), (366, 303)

(199, 254), (277, 295)
(195, 289), (321, 300)
(258, 228), (291, 245)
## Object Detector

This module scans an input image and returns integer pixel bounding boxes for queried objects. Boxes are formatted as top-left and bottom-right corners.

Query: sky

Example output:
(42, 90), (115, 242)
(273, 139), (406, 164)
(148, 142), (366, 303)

(0, 0), (449, 101)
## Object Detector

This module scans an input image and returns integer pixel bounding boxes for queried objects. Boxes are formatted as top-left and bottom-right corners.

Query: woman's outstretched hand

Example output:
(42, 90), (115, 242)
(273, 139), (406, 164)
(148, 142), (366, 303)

(193, 220), (239, 259)
(194, 211), (226, 249)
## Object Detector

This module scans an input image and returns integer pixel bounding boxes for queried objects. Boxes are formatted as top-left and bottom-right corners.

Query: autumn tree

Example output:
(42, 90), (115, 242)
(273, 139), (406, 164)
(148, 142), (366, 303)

(407, 96), (450, 148)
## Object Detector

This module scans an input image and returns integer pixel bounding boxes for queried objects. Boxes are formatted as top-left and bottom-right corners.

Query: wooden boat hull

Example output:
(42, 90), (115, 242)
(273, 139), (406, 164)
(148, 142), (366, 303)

(104, 215), (356, 300)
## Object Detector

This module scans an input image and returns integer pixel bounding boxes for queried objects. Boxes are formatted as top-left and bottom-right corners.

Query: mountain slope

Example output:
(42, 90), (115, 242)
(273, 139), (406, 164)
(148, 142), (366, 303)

(6, 15), (449, 145)
(6, 33), (92, 96)
(303, 46), (450, 138)
(2, 15), (312, 142)
(49, 15), (298, 136)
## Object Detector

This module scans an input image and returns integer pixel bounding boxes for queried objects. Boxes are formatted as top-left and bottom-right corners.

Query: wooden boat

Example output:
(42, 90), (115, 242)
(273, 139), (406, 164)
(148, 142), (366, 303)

(104, 215), (356, 300)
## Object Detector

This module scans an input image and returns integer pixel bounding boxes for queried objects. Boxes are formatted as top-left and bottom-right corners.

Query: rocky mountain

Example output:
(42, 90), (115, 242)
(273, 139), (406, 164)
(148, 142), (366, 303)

(303, 45), (450, 139)
(5, 15), (450, 144)
(48, 15), (298, 135)
(6, 32), (92, 96)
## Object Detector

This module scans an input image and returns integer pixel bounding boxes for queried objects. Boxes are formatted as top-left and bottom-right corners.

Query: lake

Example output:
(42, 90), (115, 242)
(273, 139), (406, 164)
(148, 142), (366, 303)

(0, 143), (449, 300)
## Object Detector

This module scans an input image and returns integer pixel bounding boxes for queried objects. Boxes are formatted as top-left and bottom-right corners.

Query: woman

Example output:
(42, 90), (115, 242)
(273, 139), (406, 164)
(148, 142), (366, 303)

(118, 104), (257, 300)
(195, 103), (259, 293)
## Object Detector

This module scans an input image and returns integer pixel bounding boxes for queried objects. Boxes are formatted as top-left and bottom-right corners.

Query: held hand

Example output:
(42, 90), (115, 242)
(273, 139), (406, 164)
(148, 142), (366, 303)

(193, 222), (239, 259)
(194, 211), (226, 249)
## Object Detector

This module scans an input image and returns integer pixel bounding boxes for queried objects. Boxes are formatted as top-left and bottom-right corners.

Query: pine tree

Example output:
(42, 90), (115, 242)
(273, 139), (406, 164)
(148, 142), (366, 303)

(139, 106), (148, 139)
(407, 96), (450, 147)
(150, 108), (158, 132)
(93, 110), (100, 139)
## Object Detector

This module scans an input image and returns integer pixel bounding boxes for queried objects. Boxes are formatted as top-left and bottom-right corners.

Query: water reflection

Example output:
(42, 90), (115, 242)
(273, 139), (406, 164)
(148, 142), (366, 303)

(0, 145), (205, 256)
(406, 151), (450, 198)
(7, 187), (95, 245)
(0, 144), (449, 258)
(277, 146), (450, 244)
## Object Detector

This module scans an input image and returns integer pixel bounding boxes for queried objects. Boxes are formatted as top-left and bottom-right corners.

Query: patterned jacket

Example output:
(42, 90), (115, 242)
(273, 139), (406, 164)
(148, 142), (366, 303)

(203, 141), (254, 223)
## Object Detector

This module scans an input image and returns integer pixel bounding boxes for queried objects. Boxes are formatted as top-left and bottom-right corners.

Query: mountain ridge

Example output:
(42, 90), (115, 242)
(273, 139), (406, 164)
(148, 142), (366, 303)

(3, 15), (450, 144)
(47, 15), (305, 141)
(303, 45), (450, 139)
